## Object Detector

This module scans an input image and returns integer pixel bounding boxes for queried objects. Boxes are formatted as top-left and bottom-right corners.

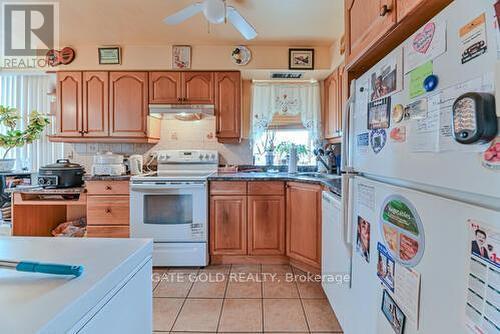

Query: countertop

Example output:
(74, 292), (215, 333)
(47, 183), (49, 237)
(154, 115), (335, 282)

(8, 186), (86, 194)
(208, 172), (342, 196)
(83, 174), (132, 181)
(0, 237), (152, 333)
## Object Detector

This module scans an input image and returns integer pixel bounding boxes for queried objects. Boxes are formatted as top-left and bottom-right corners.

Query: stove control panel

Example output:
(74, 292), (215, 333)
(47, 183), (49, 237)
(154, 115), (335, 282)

(157, 150), (219, 164)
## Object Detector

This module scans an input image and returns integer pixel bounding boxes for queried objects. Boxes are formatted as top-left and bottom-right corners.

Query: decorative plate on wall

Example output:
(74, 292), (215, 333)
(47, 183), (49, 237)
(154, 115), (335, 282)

(231, 46), (251, 66)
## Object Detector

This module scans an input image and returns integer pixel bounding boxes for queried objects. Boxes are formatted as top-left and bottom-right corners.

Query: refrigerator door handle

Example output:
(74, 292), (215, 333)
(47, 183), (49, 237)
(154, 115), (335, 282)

(341, 79), (356, 173)
(341, 173), (354, 247)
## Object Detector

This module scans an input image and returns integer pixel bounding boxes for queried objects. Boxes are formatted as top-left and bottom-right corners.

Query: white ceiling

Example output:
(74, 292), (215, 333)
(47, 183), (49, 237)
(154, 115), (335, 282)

(58, 0), (344, 46)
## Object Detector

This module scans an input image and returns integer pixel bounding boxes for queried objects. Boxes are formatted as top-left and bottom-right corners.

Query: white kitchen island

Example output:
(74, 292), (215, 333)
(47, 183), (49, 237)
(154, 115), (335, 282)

(0, 237), (153, 334)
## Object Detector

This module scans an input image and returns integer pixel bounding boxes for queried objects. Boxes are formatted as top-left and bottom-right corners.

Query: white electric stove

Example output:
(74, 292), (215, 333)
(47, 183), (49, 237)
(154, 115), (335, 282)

(130, 150), (218, 267)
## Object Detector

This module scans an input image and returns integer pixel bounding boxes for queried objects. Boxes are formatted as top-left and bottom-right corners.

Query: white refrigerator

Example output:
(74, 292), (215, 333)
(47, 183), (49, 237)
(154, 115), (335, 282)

(327, 1), (500, 333)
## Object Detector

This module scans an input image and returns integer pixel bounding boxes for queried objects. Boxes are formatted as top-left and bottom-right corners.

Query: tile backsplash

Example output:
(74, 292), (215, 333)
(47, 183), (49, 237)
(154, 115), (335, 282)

(64, 117), (253, 171)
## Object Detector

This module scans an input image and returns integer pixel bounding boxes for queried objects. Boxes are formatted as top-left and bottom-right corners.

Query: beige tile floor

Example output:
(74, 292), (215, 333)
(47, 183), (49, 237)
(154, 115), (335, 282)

(152, 264), (343, 333)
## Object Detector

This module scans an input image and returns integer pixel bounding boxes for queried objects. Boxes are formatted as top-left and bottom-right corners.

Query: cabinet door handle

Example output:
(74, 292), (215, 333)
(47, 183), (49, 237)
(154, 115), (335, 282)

(105, 208), (112, 214)
(105, 186), (112, 190)
(177, 97), (182, 102)
(380, 4), (392, 16)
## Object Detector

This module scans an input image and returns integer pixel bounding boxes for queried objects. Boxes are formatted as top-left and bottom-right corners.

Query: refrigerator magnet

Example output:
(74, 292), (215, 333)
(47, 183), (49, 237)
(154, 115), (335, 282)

(381, 290), (407, 334)
(460, 13), (488, 64)
(405, 99), (428, 120)
(392, 104), (404, 123)
(390, 126), (407, 143)
(357, 132), (370, 154)
(368, 97), (391, 129)
(370, 129), (387, 154)
(356, 216), (371, 263)
(379, 195), (425, 267)
(377, 242), (396, 292)
(482, 137), (500, 170)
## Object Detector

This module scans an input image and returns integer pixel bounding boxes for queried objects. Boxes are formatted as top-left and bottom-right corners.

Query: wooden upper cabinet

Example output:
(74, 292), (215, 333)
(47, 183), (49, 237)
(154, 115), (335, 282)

(109, 72), (148, 137)
(324, 70), (341, 139)
(57, 72), (82, 137)
(248, 195), (285, 255)
(346, 0), (396, 65)
(397, 0), (424, 22)
(215, 72), (241, 142)
(286, 182), (322, 268)
(210, 195), (247, 255)
(183, 72), (214, 104)
(83, 72), (109, 137)
(149, 72), (182, 104)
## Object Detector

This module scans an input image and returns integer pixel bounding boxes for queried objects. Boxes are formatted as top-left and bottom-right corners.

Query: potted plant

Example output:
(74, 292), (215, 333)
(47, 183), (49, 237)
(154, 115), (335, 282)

(275, 141), (308, 164)
(263, 130), (276, 166)
(0, 106), (50, 172)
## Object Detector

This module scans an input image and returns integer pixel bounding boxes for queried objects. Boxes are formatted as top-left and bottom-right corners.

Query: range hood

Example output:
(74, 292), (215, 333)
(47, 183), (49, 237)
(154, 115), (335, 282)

(149, 104), (215, 115)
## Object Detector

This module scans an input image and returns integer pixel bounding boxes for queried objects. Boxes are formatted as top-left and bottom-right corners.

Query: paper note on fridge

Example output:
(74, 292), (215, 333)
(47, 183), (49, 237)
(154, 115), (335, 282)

(405, 20), (447, 73)
(465, 220), (500, 334)
(409, 62), (434, 99)
(460, 13), (488, 64)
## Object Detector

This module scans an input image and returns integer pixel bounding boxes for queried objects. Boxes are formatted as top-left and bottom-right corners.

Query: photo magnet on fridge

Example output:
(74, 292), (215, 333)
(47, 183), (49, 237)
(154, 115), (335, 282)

(356, 216), (371, 263)
(368, 97), (391, 130)
(377, 243), (396, 292)
(381, 290), (407, 334)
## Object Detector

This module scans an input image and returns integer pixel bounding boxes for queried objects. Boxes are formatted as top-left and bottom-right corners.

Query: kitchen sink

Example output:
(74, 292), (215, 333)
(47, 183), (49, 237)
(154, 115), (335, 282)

(297, 172), (340, 180)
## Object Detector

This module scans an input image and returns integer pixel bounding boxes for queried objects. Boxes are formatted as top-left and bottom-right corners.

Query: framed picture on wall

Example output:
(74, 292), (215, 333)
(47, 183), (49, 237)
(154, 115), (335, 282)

(98, 47), (121, 65)
(172, 45), (192, 69)
(289, 48), (314, 70)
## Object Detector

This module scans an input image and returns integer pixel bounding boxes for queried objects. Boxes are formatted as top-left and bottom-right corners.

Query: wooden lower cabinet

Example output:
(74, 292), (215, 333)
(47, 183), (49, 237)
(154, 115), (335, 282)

(86, 181), (130, 238)
(286, 182), (322, 268)
(210, 195), (247, 255)
(86, 225), (129, 238)
(248, 195), (285, 255)
(209, 180), (321, 268)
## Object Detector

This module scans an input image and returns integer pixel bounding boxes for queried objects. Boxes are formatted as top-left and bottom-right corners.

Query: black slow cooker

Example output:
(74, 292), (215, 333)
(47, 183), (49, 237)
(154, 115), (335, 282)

(38, 159), (85, 188)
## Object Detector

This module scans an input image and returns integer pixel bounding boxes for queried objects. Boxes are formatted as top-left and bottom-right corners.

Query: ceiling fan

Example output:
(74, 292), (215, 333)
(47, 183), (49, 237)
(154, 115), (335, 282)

(163, 0), (258, 40)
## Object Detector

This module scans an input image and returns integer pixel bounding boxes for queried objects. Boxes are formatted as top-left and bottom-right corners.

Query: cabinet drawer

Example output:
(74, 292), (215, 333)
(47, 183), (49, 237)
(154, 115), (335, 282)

(210, 181), (247, 195)
(86, 225), (129, 238)
(87, 196), (129, 225)
(248, 181), (285, 196)
(86, 181), (129, 195)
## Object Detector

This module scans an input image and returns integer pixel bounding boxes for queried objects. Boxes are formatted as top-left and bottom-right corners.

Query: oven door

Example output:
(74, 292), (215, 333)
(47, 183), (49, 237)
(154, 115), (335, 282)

(130, 181), (207, 242)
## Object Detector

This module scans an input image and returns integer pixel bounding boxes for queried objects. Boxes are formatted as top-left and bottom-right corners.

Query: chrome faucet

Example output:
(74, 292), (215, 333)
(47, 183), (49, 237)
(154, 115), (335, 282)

(314, 146), (337, 174)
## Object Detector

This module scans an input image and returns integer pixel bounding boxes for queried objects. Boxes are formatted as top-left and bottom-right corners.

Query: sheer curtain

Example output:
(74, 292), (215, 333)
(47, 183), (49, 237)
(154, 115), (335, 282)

(251, 82), (322, 142)
(0, 73), (63, 171)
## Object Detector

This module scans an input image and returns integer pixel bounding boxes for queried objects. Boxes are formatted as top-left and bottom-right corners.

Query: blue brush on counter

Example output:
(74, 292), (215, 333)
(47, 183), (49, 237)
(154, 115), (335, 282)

(0, 260), (84, 277)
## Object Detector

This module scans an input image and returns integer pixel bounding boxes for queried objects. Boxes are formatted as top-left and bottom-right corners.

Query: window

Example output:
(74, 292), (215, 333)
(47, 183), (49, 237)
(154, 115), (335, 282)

(250, 82), (321, 166)
(0, 73), (63, 171)
(253, 128), (315, 166)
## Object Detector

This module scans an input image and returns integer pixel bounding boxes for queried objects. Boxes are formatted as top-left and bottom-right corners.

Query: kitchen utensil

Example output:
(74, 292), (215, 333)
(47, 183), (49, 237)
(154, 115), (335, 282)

(92, 152), (126, 176)
(91, 164), (126, 176)
(129, 155), (143, 175)
(0, 260), (84, 277)
(93, 152), (124, 165)
(38, 159), (85, 188)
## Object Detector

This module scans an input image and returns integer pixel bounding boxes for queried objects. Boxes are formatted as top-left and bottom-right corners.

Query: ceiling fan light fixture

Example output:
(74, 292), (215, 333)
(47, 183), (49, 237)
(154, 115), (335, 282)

(203, 0), (226, 24)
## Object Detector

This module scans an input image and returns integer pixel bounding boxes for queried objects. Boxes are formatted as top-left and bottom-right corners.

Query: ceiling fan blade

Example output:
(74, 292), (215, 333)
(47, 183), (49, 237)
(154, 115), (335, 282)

(227, 6), (257, 40)
(163, 3), (203, 25)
